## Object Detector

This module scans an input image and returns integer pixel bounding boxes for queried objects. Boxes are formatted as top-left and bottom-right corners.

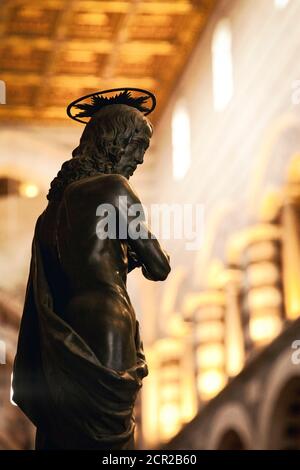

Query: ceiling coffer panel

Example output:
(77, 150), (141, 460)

(0, 0), (217, 123)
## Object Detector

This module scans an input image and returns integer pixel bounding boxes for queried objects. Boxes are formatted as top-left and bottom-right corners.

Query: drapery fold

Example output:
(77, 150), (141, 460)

(13, 229), (148, 449)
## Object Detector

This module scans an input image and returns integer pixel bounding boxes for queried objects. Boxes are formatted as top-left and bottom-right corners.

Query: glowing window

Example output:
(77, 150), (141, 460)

(274, 0), (289, 9)
(212, 18), (233, 112)
(171, 100), (191, 181)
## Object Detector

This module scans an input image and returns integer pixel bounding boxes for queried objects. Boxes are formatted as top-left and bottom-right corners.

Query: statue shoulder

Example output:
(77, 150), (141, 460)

(63, 174), (137, 207)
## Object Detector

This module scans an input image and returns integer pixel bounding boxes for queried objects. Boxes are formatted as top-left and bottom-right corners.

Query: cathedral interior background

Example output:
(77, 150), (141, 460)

(1, 0), (300, 450)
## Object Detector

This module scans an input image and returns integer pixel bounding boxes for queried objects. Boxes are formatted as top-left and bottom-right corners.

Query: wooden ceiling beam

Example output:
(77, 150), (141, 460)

(7, 0), (194, 14)
(0, 0), (13, 38)
(50, 75), (158, 88)
(1, 73), (157, 89)
(103, 0), (142, 79)
(0, 0), (217, 123)
(77, 1), (193, 14)
(2, 37), (175, 55)
(122, 40), (174, 55)
(36, 0), (77, 105)
(1, 73), (42, 85)
(137, 1), (193, 14)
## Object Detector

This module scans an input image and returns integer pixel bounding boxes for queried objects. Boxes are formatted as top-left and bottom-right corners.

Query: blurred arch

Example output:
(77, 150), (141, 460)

(258, 348), (300, 449)
(206, 403), (253, 449)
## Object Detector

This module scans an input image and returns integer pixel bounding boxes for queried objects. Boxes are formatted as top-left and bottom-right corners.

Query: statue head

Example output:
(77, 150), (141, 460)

(47, 104), (153, 201)
(73, 103), (153, 179)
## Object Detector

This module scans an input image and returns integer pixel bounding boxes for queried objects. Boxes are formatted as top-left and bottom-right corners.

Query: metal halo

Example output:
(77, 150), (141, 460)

(66, 87), (156, 124)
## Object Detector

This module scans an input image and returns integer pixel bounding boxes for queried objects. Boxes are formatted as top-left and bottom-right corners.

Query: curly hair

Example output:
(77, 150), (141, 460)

(47, 104), (152, 201)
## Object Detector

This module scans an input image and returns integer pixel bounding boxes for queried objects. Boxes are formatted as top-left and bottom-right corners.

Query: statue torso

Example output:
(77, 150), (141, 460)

(37, 174), (138, 369)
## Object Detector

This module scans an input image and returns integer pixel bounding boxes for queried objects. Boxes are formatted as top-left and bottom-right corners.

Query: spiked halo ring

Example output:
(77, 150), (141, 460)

(66, 87), (156, 124)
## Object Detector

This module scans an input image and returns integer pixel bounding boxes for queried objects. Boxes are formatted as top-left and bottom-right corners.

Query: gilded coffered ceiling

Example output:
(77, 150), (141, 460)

(0, 0), (217, 124)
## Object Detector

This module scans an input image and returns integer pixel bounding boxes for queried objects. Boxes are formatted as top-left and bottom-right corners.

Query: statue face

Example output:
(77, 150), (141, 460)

(114, 122), (152, 179)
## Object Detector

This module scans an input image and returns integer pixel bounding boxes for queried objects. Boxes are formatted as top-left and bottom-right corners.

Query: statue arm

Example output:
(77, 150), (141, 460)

(63, 175), (171, 281)
(113, 176), (171, 281)
(127, 245), (142, 273)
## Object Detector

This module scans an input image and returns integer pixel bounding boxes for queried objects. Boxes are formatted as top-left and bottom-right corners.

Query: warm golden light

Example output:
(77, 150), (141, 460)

(155, 338), (182, 357)
(143, 335), (198, 445)
(282, 202), (300, 320)
(141, 354), (159, 448)
(193, 291), (227, 403)
(183, 291), (225, 320)
(197, 370), (226, 400)
(249, 315), (282, 344)
(227, 225), (281, 265)
(159, 403), (181, 441)
(19, 182), (39, 198)
(207, 259), (225, 288)
(180, 336), (198, 423)
(259, 190), (282, 222)
(195, 320), (224, 342)
(247, 262), (280, 286)
(237, 222), (284, 350)
(161, 364), (179, 381)
(247, 240), (280, 263)
(160, 384), (179, 402)
(154, 339), (183, 442)
(287, 154), (300, 183)
(248, 286), (282, 310)
(196, 344), (224, 369)
(223, 270), (245, 377)
(168, 315), (190, 338)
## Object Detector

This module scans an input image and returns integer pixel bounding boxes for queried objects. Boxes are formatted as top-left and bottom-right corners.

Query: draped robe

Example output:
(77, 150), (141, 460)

(13, 221), (148, 450)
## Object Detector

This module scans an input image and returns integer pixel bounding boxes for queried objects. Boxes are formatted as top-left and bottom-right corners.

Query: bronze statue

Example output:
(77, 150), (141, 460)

(13, 89), (171, 450)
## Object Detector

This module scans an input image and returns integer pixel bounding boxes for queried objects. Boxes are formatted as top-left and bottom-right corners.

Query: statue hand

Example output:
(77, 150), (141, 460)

(141, 265), (155, 280)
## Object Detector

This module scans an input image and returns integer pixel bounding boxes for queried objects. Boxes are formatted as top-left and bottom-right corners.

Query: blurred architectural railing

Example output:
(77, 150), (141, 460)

(141, 153), (300, 449)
